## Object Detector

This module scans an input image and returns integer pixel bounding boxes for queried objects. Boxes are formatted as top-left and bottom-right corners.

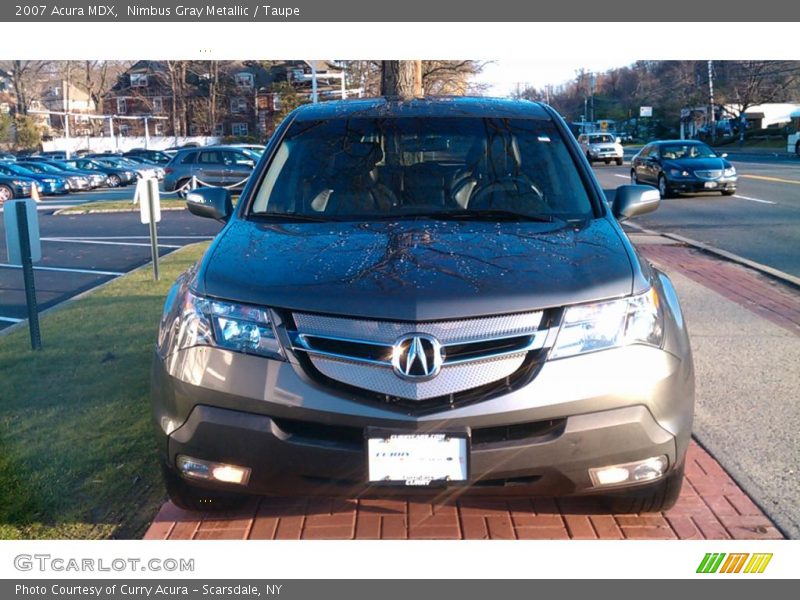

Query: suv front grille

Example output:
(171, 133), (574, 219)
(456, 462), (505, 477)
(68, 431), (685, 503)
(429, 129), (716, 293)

(289, 310), (555, 402)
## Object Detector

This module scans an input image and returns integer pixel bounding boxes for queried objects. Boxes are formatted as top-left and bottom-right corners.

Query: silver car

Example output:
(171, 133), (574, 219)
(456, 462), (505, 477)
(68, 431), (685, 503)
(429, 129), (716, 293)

(578, 132), (625, 165)
(152, 98), (694, 513)
(162, 146), (259, 195)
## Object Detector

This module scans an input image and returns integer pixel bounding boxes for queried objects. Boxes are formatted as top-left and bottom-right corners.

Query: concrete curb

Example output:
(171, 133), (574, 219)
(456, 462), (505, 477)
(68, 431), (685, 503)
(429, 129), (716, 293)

(625, 222), (800, 290)
(53, 206), (186, 216)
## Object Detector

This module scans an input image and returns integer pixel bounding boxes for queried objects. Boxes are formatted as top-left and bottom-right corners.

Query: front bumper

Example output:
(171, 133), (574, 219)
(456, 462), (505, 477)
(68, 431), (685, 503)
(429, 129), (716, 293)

(669, 177), (737, 194)
(153, 342), (694, 497)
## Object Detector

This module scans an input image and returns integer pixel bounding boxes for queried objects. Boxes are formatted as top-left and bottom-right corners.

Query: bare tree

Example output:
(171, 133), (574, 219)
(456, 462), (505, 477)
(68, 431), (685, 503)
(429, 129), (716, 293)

(0, 60), (50, 115)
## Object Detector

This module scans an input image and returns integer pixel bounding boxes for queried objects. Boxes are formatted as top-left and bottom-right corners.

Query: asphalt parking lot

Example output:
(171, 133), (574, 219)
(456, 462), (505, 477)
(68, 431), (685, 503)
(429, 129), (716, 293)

(0, 193), (222, 330)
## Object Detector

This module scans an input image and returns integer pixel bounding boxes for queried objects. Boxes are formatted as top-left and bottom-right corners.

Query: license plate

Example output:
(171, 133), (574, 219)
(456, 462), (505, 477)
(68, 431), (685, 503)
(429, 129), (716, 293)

(704, 181), (718, 188)
(366, 428), (469, 486)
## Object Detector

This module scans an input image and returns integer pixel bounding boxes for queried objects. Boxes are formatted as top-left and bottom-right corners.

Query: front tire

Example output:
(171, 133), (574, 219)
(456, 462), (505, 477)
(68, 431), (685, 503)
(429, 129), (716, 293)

(795, 141), (799, 158)
(161, 464), (246, 512)
(616, 157), (624, 166)
(586, 152), (593, 165)
(722, 190), (736, 196)
(0, 184), (13, 204)
(107, 174), (121, 188)
(602, 463), (685, 513)
(658, 174), (673, 198)
(631, 169), (639, 184)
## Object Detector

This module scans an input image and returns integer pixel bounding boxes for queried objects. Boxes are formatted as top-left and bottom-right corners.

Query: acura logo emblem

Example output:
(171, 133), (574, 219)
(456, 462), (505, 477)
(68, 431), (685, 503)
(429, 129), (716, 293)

(391, 334), (444, 380)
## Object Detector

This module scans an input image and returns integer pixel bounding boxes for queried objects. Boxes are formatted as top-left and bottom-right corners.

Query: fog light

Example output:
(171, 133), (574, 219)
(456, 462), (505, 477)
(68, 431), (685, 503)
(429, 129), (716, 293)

(589, 455), (668, 488)
(176, 455), (251, 486)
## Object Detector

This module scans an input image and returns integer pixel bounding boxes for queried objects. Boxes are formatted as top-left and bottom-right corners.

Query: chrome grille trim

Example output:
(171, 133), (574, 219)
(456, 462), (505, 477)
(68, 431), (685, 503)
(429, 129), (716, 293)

(289, 311), (550, 401)
(694, 169), (723, 180)
(293, 311), (543, 343)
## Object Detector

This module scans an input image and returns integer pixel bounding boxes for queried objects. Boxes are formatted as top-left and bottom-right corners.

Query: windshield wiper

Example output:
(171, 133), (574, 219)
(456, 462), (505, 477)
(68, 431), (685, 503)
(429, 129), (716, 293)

(435, 209), (560, 223)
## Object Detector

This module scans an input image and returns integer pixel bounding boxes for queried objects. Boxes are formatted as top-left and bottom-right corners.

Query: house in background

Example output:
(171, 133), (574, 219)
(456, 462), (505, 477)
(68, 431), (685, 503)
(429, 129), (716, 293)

(37, 80), (97, 136)
(104, 60), (355, 141)
(0, 68), (15, 116)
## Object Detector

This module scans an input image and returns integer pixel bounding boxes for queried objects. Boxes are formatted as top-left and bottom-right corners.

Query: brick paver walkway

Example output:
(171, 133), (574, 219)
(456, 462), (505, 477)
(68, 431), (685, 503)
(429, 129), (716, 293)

(144, 441), (782, 540)
(144, 238), (794, 541)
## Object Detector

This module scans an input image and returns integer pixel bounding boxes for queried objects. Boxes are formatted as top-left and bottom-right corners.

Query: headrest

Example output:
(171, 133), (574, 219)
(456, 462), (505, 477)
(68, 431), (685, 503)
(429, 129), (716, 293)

(329, 141), (384, 175)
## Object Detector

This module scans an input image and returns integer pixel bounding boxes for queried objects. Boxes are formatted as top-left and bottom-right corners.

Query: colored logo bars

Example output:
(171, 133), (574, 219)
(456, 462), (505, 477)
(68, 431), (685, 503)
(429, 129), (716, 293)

(696, 553), (772, 574)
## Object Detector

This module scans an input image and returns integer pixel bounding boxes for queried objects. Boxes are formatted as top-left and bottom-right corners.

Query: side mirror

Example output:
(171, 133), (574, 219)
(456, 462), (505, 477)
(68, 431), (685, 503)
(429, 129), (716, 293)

(612, 185), (660, 221)
(186, 186), (233, 221)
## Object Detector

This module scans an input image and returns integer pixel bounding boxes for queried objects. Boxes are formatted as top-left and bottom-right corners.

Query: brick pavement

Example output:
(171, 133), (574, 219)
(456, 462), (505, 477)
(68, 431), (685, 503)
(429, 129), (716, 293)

(144, 441), (782, 540)
(144, 238), (795, 541)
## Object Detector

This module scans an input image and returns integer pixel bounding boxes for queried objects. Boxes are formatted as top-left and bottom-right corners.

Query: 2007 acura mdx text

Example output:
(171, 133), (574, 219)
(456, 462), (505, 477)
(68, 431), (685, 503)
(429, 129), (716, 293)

(152, 97), (694, 513)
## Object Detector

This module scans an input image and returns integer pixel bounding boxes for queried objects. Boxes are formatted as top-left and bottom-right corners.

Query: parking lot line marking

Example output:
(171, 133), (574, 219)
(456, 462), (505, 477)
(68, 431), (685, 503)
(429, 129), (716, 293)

(0, 264), (124, 276)
(733, 195), (776, 205)
(614, 174), (630, 179)
(41, 238), (182, 249)
(741, 174), (800, 185)
(0, 316), (23, 323)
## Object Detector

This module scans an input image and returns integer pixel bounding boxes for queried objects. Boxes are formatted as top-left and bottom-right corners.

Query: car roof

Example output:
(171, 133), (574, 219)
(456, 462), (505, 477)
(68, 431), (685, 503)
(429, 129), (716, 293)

(289, 96), (552, 121)
(173, 145), (255, 154)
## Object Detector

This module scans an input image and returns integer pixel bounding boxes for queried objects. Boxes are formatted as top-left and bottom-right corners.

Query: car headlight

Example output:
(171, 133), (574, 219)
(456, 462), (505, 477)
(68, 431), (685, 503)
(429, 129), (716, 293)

(723, 167), (736, 177)
(171, 290), (285, 360)
(42, 178), (56, 183)
(12, 179), (29, 186)
(668, 169), (690, 178)
(551, 288), (663, 359)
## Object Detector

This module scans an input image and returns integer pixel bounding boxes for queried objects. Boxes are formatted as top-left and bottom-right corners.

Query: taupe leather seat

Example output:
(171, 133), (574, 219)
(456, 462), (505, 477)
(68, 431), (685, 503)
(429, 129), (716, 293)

(310, 142), (396, 214)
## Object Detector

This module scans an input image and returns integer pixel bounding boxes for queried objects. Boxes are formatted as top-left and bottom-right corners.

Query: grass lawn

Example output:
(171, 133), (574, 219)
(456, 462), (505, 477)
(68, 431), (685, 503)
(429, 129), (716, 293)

(56, 199), (187, 215)
(0, 242), (209, 539)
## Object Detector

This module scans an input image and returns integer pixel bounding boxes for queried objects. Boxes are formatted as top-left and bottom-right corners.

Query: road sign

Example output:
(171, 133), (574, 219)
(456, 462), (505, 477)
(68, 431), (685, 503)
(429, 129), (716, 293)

(137, 178), (161, 224)
(136, 178), (161, 280)
(640, 106), (653, 118)
(4, 199), (41, 265)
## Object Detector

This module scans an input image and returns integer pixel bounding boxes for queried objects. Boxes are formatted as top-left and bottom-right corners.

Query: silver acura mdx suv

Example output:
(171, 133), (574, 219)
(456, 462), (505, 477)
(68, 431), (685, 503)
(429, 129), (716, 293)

(152, 97), (694, 513)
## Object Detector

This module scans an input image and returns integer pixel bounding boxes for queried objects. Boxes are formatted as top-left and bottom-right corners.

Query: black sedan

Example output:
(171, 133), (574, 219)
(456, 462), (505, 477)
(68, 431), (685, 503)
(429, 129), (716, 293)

(0, 174), (34, 204)
(630, 140), (737, 198)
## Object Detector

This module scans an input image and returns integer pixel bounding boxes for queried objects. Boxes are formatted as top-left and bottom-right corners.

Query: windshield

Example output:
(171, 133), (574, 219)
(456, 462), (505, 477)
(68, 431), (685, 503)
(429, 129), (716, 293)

(589, 135), (614, 144)
(661, 143), (717, 159)
(250, 117), (594, 221)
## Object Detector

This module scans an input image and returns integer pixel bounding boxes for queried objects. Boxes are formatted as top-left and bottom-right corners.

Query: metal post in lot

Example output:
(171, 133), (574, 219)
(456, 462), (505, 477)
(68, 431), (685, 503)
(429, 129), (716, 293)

(147, 179), (159, 281)
(16, 202), (42, 350)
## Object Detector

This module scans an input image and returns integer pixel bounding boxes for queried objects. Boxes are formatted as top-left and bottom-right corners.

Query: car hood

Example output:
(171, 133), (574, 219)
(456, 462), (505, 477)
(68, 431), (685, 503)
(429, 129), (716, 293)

(663, 157), (731, 171)
(199, 218), (635, 321)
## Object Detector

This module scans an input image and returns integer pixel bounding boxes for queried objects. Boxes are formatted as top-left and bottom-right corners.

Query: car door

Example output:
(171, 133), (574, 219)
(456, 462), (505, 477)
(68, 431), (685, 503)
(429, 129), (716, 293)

(221, 151), (256, 186)
(195, 150), (227, 186)
(633, 145), (650, 182)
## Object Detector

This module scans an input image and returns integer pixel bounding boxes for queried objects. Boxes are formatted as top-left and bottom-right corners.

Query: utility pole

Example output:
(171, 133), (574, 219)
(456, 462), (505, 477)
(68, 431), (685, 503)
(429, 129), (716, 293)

(590, 73), (596, 125)
(311, 60), (318, 104)
(708, 60), (716, 145)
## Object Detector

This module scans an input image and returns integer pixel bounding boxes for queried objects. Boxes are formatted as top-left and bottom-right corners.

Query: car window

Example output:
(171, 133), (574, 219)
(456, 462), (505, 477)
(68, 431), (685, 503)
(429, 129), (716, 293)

(198, 151), (223, 165)
(222, 151), (255, 166)
(180, 152), (198, 165)
(660, 143), (717, 159)
(251, 116), (595, 221)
